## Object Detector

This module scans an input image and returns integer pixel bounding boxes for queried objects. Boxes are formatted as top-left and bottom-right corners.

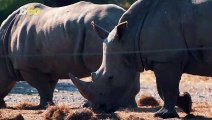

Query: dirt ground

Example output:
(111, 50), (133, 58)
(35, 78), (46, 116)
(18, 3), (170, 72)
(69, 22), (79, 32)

(0, 71), (212, 120)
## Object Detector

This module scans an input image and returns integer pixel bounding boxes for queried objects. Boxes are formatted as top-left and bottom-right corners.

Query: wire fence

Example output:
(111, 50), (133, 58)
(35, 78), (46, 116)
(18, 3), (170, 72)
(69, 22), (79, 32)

(0, 47), (212, 58)
(1, 1), (212, 59)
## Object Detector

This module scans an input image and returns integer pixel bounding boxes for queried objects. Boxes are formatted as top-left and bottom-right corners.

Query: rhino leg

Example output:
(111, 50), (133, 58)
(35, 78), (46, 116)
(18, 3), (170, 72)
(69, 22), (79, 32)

(153, 62), (182, 118)
(20, 70), (55, 108)
(157, 83), (192, 114)
(0, 81), (16, 108)
(0, 67), (16, 108)
(176, 92), (192, 114)
(49, 79), (59, 97)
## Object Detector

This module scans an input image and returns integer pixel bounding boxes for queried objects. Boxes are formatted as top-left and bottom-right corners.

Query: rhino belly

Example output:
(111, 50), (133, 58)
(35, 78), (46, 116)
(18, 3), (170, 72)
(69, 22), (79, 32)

(11, 54), (91, 79)
(184, 61), (212, 76)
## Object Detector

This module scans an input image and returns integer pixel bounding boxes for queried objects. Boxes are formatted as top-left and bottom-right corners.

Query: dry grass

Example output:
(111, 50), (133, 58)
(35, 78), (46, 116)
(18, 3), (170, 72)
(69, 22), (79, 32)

(0, 108), (43, 120)
(43, 105), (96, 120)
(137, 95), (160, 107)
(43, 105), (124, 120)
(0, 113), (24, 120)
(43, 105), (71, 120)
(95, 113), (121, 120)
(125, 115), (145, 120)
(66, 108), (96, 120)
(15, 102), (38, 110)
(0, 72), (212, 119)
(0, 102), (211, 120)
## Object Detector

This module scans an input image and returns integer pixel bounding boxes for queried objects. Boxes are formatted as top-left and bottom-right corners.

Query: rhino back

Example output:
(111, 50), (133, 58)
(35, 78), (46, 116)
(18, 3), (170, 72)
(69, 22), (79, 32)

(8, 2), (124, 78)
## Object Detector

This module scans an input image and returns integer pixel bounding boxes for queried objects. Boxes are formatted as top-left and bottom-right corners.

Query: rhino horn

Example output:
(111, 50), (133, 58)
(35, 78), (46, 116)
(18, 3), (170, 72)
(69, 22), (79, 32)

(69, 73), (94, 101)
(91, 21), (109, 39)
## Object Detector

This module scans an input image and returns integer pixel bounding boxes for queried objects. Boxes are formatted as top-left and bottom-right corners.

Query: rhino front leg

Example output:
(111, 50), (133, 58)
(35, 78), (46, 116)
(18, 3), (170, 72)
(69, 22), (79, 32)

(153, 62), (182, 118)
(20, 70), (55, 108)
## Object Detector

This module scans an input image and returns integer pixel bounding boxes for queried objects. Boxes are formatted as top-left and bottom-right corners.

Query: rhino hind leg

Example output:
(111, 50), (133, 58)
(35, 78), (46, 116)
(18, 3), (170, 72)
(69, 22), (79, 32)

(176, 92), (192, 114)
(83, 100), (91, 108)
(157, 83), (192, 114)
(153, 62), (182, 118)
(0, 99), (6, 108)
(20, 70), (55, 108)
(0, 78), (16, 108)
(49, 79), (59, 97)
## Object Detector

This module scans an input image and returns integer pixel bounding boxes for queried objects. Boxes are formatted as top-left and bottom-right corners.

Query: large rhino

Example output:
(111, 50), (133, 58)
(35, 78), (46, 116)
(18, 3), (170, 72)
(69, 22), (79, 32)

(69, 0), (212, 118)
(0, 1), (125, 108)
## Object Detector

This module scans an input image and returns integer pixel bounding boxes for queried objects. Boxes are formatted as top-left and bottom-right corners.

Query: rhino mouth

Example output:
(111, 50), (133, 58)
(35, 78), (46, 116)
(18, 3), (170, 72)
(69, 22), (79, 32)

(83, 100), (119, 113)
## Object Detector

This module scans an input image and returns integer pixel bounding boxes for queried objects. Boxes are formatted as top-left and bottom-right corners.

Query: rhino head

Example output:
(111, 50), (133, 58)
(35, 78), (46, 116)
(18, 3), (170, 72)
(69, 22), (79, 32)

(69, 21), (141, 112)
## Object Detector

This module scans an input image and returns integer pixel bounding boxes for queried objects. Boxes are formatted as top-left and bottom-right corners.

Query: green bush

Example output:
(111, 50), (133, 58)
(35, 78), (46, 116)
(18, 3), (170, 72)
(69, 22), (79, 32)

(0, 0), (136, 24)
(0, 0), (44, 24)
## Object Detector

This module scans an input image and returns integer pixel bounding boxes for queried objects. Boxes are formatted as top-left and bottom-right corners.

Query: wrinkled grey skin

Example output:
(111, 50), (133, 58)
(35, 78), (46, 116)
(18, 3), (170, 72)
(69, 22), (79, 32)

(0, 1), (125, 108)
(69, 0), (212, 118)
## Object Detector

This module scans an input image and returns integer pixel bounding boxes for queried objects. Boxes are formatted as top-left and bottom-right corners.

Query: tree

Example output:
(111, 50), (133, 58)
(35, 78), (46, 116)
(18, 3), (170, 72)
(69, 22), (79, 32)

(43, 0), (108, 7)
(0, 0), (44, 24)
(44, 0), (81, 7)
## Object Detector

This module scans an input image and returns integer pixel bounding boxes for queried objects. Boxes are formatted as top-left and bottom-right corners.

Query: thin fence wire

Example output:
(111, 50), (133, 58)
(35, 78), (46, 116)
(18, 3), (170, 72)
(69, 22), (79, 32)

(1, 47), (212, 58)
(0, 1), (211, 58)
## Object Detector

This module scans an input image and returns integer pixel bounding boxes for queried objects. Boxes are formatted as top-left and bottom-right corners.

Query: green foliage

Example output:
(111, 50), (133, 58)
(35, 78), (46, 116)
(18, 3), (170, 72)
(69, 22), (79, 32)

(0, 0), (44, 24)
(0, 0), (136, 24)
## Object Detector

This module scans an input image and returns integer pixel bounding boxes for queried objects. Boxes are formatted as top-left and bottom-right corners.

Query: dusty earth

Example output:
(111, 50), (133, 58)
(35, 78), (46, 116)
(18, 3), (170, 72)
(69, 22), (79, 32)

(0, 71), (212, 120)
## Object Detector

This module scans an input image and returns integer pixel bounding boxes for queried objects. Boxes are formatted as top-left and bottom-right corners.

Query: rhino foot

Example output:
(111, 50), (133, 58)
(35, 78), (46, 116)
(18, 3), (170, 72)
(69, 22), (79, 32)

(177, 92), (192, 114)
(154, 107), (179, 118)
(83, 100), (91, 108)
(38, 101), (55, 109)
(0, 100), (6, 108)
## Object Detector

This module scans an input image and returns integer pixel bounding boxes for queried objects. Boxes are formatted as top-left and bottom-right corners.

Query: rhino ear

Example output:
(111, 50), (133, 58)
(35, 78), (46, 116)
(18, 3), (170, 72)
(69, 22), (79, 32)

(116, 21), (128, 39)
(91, 21), (109, 40)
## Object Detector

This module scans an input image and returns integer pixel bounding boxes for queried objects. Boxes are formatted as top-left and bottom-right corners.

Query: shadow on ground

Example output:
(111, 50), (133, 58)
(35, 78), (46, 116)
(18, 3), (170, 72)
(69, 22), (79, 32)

(182, 114), (212, 119)
(10, 81), (77, 94)
(123, 106), (161, 113)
